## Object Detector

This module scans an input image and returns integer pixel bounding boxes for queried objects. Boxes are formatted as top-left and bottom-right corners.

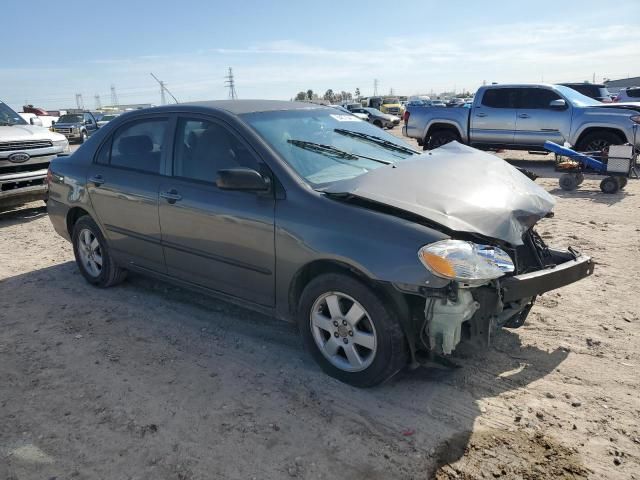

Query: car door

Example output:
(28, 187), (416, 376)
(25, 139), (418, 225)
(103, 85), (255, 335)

(84, 112), (98, 136)
(514, 87), (571, 147)
(470, 88), (518, 146)
(86, 116), (170, 272)
(158, 115), (276, 307)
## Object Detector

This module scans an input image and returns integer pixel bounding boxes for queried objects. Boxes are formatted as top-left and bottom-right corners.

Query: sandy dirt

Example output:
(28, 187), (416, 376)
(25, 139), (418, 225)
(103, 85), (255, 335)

(1, 143), (639, 479)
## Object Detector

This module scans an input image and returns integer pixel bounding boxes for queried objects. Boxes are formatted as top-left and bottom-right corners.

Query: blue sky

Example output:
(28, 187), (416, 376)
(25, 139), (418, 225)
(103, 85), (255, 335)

(2, 0), (639, 109)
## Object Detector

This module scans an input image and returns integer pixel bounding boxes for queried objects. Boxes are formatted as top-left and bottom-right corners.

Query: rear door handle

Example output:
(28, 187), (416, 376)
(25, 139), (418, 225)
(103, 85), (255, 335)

(160, 189), (182, 204)
(476, 113), (487, 117)
(518, 113), (530, 119)
(89, 175), (104, 186)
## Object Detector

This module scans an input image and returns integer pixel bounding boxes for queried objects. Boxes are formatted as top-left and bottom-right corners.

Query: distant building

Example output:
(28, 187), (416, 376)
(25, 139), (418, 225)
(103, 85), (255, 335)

(604, 76), (640, 92)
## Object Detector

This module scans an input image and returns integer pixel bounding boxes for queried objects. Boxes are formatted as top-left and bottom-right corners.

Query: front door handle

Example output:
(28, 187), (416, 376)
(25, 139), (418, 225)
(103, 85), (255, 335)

(160, 189), (182, 204)
(518, 113), (530, 119)
(89, 175), (104, 186)
(476, 113), (487, 117)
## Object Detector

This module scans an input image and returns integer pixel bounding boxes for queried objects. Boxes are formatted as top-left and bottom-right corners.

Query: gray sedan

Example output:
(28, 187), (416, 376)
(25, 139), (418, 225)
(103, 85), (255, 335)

(47, 100), (593, 387)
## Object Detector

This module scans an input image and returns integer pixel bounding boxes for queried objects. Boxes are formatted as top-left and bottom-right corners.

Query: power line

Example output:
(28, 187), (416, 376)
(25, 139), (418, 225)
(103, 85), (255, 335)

(373, 78), (379, 96)
(224, 67), (238, 99)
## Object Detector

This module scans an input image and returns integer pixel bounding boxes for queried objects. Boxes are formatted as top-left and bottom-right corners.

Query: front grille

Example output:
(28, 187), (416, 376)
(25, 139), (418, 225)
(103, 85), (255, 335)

(0, 140), (53, 152)
(54, 128), (72, 134)
(510, 229), (554, 274)
(1, 177), (45, 192)
(0, 162), (50, 174)
(387, 108), (400, 114)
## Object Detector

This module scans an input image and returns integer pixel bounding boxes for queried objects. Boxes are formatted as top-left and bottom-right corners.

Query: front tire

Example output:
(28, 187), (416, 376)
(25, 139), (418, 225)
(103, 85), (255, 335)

(72, 215), (127, 287)
(298, 273), (408, 387)
(576, 131), (624, 152)
(80, 130), (88, 144)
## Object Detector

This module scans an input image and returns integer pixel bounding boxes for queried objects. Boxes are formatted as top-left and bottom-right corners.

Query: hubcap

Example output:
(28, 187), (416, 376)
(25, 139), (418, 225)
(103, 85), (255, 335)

(310, 292), (377, 372)
(586, 139), (611, 152)
(77, 228), (103, 277)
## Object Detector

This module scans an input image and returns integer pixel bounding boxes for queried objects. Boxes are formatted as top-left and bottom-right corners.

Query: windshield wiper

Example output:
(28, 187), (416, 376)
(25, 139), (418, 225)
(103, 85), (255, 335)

(287, 139), (392, 165)
(333, 128), (420, 155)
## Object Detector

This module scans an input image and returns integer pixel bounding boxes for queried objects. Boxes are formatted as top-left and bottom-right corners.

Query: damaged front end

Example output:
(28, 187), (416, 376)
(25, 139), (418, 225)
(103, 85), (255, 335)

(398, 229), (594, 362)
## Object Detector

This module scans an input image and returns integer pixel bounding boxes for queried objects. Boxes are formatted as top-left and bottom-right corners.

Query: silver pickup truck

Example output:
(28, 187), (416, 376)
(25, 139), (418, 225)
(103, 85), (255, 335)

(1, 101), (69, 209)
(403, 84), (640, 151)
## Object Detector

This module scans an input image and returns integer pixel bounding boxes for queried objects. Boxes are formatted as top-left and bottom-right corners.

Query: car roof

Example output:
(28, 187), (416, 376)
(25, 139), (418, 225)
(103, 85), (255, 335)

(560, 83), (606, 88)
(178, 99), (325, 115)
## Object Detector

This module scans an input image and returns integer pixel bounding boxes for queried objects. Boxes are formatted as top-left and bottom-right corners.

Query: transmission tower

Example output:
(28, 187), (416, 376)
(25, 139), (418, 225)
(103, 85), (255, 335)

(373, 79), (379, 96)
(94, 94), (102, 110)
(75, 93), (84, 110)
(150, 73), (178, 104)
(225, 67), (238, 99)
(110, 85), (119, 108)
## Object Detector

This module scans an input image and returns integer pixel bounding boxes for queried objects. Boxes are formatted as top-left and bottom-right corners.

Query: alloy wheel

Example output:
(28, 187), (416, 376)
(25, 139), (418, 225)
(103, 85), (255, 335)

(309, 292), (377, 372)
(77, 228), (103, 277)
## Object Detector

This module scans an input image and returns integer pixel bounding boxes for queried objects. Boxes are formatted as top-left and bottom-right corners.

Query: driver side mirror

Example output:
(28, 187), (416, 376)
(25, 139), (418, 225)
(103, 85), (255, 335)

(549, 99), (567, 110)
(216, 168), (270, 192)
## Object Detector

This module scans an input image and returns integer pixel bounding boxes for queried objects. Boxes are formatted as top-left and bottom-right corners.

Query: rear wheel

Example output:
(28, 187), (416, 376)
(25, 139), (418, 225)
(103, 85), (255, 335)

(426, 129), (459, 150)
(600, 176), (619, 194)
(576, 131), (624, 152)
(298, 273), (408, 387)
(72, 215), (127, 287)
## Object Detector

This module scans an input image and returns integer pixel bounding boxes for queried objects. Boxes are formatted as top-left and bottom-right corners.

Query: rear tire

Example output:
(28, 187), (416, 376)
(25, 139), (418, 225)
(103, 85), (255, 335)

(600, 176), (619, 194)
(576, 131), (624, 152)
(298, 273), (408, 387)
(426, 129), (459, 150)
(72, 215), (127, 287)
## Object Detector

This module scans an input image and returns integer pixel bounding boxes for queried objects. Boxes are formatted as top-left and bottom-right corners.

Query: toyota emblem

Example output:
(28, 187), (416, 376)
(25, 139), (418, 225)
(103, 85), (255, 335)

(8, 152), (30, 163)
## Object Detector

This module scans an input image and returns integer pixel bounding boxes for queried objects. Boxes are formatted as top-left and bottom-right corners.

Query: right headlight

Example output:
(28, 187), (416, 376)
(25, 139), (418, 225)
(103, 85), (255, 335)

(418, 240), (514, 285)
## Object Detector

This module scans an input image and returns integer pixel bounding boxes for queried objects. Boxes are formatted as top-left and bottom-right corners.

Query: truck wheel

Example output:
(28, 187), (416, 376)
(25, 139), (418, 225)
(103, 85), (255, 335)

(298, 273), (408, 387)
(80, 130), (88, 143)
(72, 215), (127, 287)
(576, 131), (624, 152)
(559, 173), (578, 191)
(600, 176), (619, 194)
(427, 129), (459, 150)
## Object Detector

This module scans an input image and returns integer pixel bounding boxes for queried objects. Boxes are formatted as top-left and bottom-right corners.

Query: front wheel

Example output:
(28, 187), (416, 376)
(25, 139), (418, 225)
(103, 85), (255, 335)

(80, 130), (88, 144)
(72, 215), (127, 287)
(298, 273), (408, 387)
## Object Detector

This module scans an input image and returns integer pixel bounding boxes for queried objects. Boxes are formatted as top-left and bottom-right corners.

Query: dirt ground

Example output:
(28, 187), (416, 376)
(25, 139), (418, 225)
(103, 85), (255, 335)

(1, 143), (639, 479)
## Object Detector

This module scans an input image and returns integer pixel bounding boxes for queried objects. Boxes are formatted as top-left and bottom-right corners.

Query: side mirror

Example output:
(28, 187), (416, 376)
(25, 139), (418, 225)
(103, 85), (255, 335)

(30, 117), (43, 127)
(216, 168), (270, 192)
(549, 99), (567, 109)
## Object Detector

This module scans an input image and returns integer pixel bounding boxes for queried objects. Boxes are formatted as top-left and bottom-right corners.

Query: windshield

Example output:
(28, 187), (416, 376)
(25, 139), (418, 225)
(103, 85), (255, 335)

(0, 102), (27, 126)
(553, 85), (602, 106)
(383, 98), (399, 104)
(101, 115), (117, 121)
(58, 114), (84, 123)
(364, 107), (383, 115)
(241, 108), (419, 186)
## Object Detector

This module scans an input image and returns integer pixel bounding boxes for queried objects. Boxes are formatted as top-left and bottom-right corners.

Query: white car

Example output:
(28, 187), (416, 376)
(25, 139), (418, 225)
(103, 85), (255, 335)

(1, 101), (69, 209)
(614, 87), (640, 103)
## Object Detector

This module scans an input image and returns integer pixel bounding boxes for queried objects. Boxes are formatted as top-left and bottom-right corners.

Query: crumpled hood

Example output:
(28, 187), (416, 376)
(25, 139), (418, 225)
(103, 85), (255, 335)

(323, 142), (556, 246)
(0, 124), (64, 141)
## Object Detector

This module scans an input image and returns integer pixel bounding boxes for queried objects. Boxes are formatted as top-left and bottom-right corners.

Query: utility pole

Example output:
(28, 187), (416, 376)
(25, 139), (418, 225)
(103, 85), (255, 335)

(224, 67), (238, 99)
(389, 87), (394, 96)
(373, 78), (379, 96)
(150, 73), (179, 104)
(94, 94), (102, 110)
(110, 85), (119, 109)
(75, 93), (84, 110)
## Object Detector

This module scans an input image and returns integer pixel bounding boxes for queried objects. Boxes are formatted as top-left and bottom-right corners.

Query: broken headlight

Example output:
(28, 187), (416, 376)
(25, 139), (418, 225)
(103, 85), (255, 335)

(418, 240), (514, 285)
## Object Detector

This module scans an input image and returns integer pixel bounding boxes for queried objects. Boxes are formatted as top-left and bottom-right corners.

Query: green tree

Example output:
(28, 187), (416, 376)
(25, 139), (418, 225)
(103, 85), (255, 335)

(295, 91), (307, 101)
(323, 89), (334, 101)
(306, 89), (314, 100)
(355, 88), (360, 99)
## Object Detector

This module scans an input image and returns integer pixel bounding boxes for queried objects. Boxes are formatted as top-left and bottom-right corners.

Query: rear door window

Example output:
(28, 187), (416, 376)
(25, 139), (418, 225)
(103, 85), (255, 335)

(480, 88), (518, 108)
(107, 118), (168, 174)
(517, 88), (562, 109)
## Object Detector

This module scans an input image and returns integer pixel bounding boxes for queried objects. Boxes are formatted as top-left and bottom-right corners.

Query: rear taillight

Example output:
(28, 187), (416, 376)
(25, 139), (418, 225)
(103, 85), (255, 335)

(403, 111), (410, 124)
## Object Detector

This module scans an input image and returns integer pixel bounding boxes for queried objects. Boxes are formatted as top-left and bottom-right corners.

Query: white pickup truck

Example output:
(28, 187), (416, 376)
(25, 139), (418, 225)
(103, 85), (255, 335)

(1, 100), (69, 210)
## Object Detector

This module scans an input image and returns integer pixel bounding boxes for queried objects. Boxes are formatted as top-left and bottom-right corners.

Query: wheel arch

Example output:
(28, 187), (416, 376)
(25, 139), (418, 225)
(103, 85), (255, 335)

(424, 121), (464, 143)
(66, 206), (93, 237)
(574, 126), (627, 149)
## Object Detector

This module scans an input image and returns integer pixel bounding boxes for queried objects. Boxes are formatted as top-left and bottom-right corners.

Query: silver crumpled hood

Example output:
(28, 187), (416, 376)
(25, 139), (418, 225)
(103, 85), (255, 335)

(323, 142), (556, 246)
